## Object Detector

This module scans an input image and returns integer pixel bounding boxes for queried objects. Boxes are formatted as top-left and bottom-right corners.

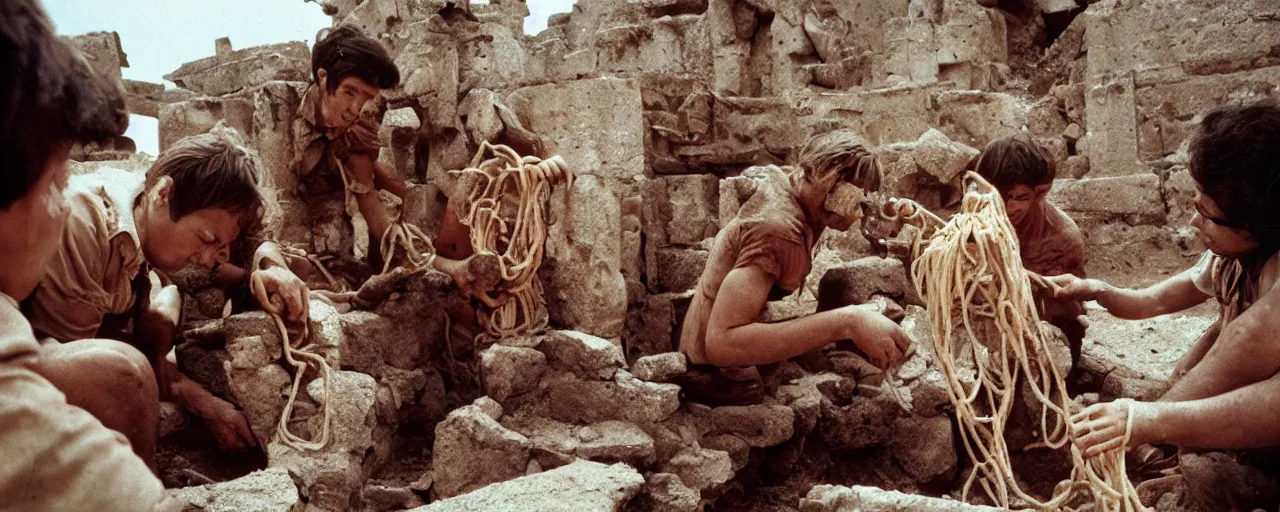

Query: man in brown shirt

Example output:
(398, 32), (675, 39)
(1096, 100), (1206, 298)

(679, 130), (912, 371)
(0, 1), (165, 508)
(292, 24), (495, 303)
(972, 134), (1087, 371)
(25, 132), (311, 452)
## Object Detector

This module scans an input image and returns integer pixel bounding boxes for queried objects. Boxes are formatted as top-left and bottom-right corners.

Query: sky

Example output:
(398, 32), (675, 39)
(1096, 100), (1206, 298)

(44, 0), (575, 155)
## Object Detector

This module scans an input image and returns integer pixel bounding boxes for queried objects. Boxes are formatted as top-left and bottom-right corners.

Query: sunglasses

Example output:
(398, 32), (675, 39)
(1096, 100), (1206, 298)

(1195, 203), (1239, 228)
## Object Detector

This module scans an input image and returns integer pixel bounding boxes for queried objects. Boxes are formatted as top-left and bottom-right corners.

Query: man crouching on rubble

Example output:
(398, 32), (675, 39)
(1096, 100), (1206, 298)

(0, 0), (166, 508)
(1055, 103), (1280, 510)
(290, 23), (496, 302)
(677, 130), (913, 405)
(23, 131), (311, 453)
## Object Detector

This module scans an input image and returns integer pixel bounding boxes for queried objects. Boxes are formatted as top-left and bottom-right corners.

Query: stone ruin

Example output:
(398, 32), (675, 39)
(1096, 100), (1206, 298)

(63, 0), (1280, 510)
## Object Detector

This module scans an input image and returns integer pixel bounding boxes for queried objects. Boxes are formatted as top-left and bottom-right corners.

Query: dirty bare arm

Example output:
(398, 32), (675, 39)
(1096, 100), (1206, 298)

(704, 265), (911, 368)
(1161, 285), (1280, 403)
(1047, 271), (1210, 320)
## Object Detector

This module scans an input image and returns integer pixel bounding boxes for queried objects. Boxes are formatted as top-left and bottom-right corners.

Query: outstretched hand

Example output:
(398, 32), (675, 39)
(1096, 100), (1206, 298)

(1047, 273), (1111, 302)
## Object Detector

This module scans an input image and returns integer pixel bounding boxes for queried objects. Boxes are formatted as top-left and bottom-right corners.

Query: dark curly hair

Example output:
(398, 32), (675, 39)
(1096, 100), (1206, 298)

(973, 134), (1056, 192)
(1190, 102), (1280, 254)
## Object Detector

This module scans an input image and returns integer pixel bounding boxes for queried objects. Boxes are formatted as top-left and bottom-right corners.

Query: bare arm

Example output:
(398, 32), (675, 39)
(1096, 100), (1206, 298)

(347, 153), (396, 263)
(373, 160), (408, 199)
(704, 265), (910, 368)
(1161, 284), (1280, 402)
(1049, 271), (1210, 320)
(1076, 372), (1280, 455)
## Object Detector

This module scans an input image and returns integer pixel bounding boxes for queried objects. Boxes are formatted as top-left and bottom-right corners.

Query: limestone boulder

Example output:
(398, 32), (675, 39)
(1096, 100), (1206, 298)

(539, 175), (628, 338)
(1046, 174), (1165, 225)
(431, 399), (532, 499)
(480, 344), (548, 403)
(166, 468), (300, 512)
(631, 352), (688, 383)
(409, 460), (644, 512)
(660, 447), (735, 494)
(66, 31), (126, 84)
(158, 97), (254, 152)
(695, 404), (795, 448)
(507, 78), (646, 185)
(535, 330), (626, 381)
(544, 370), (682, 425)
(503, 415), (657, 468)
(801, 485), (1003, 511)
(165, 41), (310, 97)
(890, 415), (957, 482)
(651, 248), (710, 294)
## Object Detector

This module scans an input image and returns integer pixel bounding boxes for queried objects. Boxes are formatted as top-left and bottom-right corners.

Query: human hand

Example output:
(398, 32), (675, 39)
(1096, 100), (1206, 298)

(1071, 399), (1158, 458)
(841, 305), (913, 369)
(445, 253), (507, 308)
(194, 396), (257, 450)
(1047, 274), (1111, 302)
(251, 265), (310, 324)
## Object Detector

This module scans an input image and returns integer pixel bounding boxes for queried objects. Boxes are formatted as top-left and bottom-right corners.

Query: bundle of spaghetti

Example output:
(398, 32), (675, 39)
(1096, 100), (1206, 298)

(450, 142), (572, 338)
(249, 269), (333, 452)
(907, 172), (1143, 511)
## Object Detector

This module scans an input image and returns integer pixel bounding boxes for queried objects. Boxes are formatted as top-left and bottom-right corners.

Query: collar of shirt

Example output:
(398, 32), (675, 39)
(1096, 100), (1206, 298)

(72, 168), (147, 278)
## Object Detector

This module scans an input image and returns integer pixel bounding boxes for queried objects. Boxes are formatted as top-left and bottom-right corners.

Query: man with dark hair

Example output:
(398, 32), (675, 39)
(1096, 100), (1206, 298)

(678, 130), (911, 403)
(0, 0), (164, 508)
(972, 134), (1087, 376)
(24, 131), (311, 452)
(1058, 103), (1280, 510)
(292, 23), (494, 301)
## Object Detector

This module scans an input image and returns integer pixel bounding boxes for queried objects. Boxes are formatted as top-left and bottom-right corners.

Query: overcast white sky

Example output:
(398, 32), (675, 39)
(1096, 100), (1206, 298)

(44, 0), (575, 155)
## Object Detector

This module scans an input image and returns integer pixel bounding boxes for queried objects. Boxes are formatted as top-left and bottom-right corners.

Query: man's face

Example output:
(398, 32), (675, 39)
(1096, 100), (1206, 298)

(140, 180), (243, 274)
(318, 73), (378, 132)
(999, 184), (1047, 225)
(1190, 188), (1258, 258)
(0, 148), (72, 299)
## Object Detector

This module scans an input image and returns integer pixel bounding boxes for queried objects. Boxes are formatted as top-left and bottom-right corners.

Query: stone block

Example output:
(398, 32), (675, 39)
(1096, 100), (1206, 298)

(817, 257), (921, 309)
(644, 473), (701, 512)
(934, 91), (1030, 149)
(545, 370), (682, 425)
(808, 85), (942, 146)
(431, 399), (532, 499)
(1083, 75), (1141, 176)
(480, 344), (548, 403)
(652, 248), (709, 294)
(1134, 66), (1280, 161)
(536, 330), (626, 381)
(540, 175), (628, 338)
(459, 23), (525, 91)
(165, 41), (310, 97)
(890, 415), (957, 482)
(801, 485), (1003, 511)
(695, 404), (795, 448)
(596, 16), (712, 78)
(166, 468), (299, 512)
(503, 416), (657, 467)
(1046, 174), (1165, 225)
(664, 174), (720, 246)
(158, 97), (254, 152)
(378, 107), (421, 182)
(817, 394), (899, 450)
(508, 78), (646, 185)
(409, 460), (644, 512)
(1163, 167), (1198, 228)
(67, 31), (126, 85)
(661, 447), (734, 493)
(632, 352), (688, 383)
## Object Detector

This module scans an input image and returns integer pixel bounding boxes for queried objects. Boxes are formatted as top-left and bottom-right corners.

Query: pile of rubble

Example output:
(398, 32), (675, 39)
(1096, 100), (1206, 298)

(59, 0), (1280, 509)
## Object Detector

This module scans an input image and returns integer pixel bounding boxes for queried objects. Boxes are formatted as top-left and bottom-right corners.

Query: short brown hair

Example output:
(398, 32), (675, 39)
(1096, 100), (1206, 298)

(797, 129), (882, 192)
(1, 0), (128, 209)
(974, 134), (1056, 191)
(148, 130), (264, 227)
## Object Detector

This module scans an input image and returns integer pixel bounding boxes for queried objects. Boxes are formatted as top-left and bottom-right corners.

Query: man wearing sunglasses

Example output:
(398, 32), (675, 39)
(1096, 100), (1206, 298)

(1051, 103), (1280, 510)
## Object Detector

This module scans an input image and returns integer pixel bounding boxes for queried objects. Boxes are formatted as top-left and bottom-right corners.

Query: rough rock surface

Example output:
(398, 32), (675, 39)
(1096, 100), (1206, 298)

(409, 460), (645, 512)
(166, 468), (300, 512)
